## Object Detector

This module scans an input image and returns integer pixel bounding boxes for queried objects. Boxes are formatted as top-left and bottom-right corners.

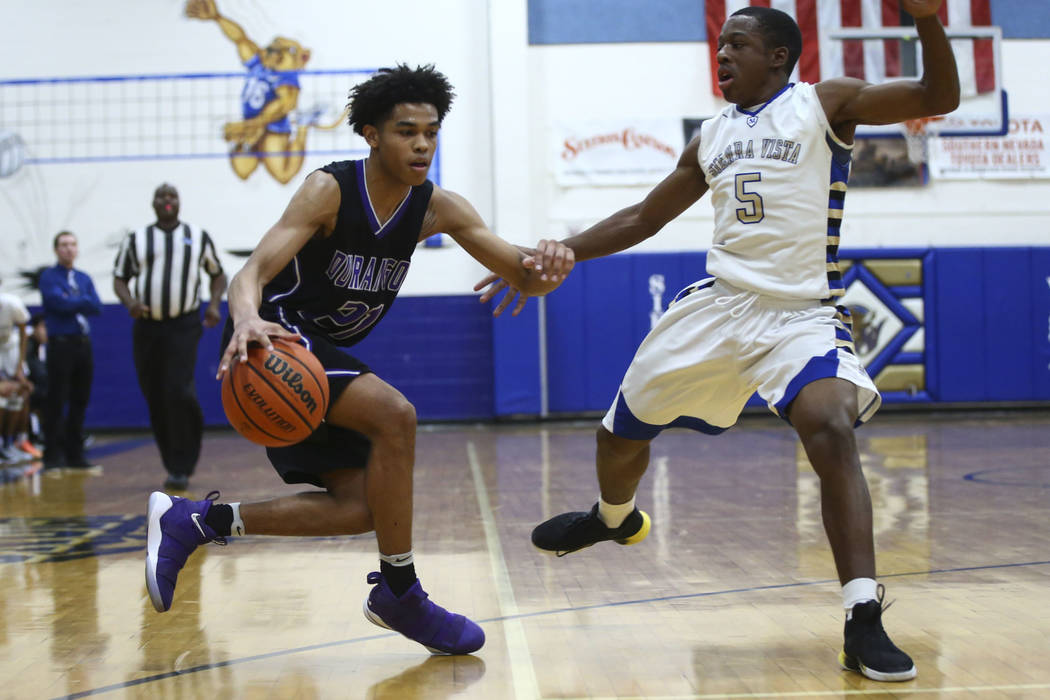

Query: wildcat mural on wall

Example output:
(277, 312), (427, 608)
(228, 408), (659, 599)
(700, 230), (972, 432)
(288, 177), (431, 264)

(184, 0), (347, 185)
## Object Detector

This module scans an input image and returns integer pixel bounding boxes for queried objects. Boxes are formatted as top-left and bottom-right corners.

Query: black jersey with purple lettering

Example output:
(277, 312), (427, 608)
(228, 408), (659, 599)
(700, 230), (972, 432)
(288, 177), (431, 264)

(260, 159), (433, 347)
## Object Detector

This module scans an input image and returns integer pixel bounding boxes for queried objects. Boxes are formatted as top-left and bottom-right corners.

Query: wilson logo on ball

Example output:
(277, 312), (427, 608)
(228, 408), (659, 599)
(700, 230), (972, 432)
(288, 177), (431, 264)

(222, 338), (330, 447)
(262, 355), (319, 414)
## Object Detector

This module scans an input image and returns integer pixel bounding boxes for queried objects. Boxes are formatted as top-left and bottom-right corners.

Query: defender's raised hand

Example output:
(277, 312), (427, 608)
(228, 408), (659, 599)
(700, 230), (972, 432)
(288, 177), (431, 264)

(524, 239), (575, 283)
(475, 239), (575, 317)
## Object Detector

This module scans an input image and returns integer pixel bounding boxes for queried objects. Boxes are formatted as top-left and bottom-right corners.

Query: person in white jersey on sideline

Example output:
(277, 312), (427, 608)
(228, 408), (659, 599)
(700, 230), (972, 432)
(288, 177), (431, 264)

(478, 0), (959, 683)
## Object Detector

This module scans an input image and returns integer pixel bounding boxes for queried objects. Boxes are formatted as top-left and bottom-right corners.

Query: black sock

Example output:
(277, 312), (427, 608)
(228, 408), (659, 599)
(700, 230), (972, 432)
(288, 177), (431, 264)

(204, 503), (233, 537)
(381, 561), (417, 597)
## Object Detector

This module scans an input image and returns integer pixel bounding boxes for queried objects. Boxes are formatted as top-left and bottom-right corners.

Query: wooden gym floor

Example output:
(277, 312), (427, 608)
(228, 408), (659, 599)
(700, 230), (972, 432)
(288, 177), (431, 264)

(1, 410), (1048, 699)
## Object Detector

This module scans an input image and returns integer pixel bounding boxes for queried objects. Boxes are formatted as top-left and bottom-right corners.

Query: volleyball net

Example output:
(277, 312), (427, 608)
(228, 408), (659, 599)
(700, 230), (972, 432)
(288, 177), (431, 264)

(0, 69), (375, 165)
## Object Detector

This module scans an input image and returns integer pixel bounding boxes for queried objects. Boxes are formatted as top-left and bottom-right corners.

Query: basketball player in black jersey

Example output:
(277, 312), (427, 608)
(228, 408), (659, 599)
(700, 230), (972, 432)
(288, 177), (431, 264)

(143, 64), (575, 655)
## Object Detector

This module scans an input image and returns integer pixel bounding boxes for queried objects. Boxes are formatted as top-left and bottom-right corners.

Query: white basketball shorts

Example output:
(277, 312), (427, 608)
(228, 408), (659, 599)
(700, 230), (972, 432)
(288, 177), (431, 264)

(0, 340), (22, 410)
(0, 340), (19, 377)
(602, 278), (880, 439)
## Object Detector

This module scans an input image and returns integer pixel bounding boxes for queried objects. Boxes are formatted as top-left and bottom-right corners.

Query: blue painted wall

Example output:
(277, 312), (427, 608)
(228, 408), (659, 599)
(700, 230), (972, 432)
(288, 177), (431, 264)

(528, 0), (704, 44)
(991, 0), (1050, 39)
(527, 0), (1050, 44)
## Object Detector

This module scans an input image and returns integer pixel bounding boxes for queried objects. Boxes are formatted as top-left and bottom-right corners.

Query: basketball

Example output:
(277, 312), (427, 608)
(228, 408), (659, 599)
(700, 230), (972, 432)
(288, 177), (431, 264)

(221, 337), (329, 447)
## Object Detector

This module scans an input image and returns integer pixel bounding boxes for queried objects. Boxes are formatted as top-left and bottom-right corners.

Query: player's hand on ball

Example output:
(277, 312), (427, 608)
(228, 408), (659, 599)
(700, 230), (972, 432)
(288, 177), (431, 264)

(218, 318), (300, 379)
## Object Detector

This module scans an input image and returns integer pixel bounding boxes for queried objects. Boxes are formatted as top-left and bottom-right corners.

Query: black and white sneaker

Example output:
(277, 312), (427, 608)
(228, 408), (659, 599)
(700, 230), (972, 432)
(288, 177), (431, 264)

(839, 585), (916, 681)
(531, 503), (650, 557)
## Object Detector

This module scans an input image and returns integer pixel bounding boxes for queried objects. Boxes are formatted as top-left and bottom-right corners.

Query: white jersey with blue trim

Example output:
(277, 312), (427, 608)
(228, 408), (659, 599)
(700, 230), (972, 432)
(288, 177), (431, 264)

(698, 81), (851, 301)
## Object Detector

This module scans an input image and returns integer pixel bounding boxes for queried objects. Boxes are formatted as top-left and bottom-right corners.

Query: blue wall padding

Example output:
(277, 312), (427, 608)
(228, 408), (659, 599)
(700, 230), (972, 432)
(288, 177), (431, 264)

(354, 296), (495, 420)
(78, 295), (494, 429)
(982, 249), (1034, 400)
(544, 263), (589, 412)
(929, 247), (1050, 402)
(923, 251), (941, 400)
(581, 254), (636, 409)
(84, 303), (229, 429)
(1034, 249), (1050, 399)
(490, 297), (542, 416)
(48, 246), (1050, 429)
(930, 248), (987, 400)
(545, 252), (710, 414)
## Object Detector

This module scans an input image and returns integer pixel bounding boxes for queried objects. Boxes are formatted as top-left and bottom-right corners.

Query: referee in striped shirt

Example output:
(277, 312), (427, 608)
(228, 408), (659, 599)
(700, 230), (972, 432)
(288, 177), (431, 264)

(114, 183), (227, 491)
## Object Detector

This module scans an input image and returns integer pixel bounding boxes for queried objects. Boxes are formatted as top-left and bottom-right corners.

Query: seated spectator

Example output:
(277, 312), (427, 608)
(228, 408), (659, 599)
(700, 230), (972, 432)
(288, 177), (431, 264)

(0, 278), (31, 464)
(22, 315), (48, 455)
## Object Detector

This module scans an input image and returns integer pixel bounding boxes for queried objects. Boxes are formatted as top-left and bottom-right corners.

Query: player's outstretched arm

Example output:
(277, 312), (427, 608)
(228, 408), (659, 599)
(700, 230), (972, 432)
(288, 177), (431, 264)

(425, 187), (575, 297)
(476, 133), (709, 316)
(557, 135), (709, 264)
(818, 0), (960, 137)
(218, 171), (337, 378)
(185, 0), (259, 63)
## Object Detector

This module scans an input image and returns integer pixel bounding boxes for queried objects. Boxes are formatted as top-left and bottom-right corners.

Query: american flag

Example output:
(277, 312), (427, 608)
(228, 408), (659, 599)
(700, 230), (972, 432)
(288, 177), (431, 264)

(705, 0), (995, 98)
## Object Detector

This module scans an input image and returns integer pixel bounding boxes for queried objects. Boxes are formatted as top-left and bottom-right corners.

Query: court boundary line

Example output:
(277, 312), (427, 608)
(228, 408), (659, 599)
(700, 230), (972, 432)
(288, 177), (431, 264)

(466, 440), (541, 700)
(963, 465), (1050, 488)
(53, 559), (1050, 698)
(556, 683), (1050, 699)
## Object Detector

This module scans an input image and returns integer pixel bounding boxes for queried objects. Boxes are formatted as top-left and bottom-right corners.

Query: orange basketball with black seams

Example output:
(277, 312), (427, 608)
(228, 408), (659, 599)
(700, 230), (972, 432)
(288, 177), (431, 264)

(221, 337), (329, 447)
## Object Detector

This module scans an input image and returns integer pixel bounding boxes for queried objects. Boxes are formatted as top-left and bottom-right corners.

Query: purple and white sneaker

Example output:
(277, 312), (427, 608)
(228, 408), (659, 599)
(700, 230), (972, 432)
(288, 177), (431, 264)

(145, 491), (225, 612)
(363, 571), (485, 655)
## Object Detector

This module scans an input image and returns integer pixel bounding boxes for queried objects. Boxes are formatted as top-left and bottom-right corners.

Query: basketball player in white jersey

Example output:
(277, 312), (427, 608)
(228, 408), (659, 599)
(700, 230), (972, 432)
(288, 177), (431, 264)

(481, 0), (958, 683)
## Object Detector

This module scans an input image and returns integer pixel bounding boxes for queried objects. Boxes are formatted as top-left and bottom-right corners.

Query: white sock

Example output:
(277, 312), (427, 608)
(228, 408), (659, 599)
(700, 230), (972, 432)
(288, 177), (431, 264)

(842, 577), (878, 618)
(230, 502), (245, 537)
(379, 551), (414, 566)
(598, 496), (635, 529)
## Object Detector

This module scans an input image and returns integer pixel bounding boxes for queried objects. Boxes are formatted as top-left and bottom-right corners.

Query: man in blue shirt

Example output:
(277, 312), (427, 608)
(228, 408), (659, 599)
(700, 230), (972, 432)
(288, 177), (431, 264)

(39, 231), (101, 470)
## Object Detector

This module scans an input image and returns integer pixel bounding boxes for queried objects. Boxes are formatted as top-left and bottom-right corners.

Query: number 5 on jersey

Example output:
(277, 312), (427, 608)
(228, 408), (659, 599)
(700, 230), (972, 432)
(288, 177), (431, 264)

(734, 172), (764, 224)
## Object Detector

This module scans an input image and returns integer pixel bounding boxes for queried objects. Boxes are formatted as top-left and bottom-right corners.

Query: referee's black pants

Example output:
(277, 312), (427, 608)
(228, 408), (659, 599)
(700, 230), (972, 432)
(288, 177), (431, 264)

(43, 334), (93, 467)
(133, 312), (204, 477)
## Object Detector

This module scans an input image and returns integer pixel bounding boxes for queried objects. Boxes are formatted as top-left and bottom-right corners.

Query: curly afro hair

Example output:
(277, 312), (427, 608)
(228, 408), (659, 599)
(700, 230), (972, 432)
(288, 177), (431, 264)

(347, 64), (456, 136)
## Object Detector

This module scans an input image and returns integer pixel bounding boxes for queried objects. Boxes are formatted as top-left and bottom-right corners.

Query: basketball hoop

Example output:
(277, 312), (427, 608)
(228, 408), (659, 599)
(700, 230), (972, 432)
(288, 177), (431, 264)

(903, 116), (944, 166)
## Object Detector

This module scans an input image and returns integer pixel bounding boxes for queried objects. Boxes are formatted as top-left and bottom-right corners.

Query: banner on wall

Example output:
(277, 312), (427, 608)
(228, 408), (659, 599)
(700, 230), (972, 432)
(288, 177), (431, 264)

(929, 115), (1049, 179)
(553, 119), (682, 186)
